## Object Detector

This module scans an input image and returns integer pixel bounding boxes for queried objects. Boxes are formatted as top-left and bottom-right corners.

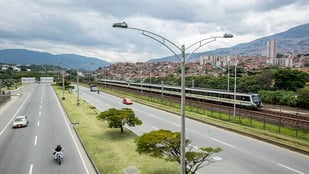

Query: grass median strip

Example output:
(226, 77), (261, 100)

(53, 86), (178, 174)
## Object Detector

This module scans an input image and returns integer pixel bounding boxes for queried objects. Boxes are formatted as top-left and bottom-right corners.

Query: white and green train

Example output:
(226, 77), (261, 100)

(100, 79), (263, 109)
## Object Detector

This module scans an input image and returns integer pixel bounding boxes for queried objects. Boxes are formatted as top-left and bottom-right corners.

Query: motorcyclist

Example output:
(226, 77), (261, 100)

(53, 145), (64, 159)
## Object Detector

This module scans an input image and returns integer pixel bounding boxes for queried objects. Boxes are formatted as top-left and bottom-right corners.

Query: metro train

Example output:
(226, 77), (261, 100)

(99, 79), (263, 109)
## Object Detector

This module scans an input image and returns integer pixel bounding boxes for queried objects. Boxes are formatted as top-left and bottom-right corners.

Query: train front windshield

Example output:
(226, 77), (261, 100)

(252, 94), (261, 103)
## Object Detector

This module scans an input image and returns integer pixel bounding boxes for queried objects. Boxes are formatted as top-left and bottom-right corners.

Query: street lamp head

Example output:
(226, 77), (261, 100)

(112, 22), (128, 28)
(223, 33), (234, 38)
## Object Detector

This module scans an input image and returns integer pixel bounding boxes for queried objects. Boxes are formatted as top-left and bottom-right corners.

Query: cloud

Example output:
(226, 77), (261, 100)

(0, 0), (308, 63)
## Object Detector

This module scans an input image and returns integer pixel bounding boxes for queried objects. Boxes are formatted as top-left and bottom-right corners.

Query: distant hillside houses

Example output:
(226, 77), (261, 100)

(200, 39), (309, 70)
(0, 64), (31, 72)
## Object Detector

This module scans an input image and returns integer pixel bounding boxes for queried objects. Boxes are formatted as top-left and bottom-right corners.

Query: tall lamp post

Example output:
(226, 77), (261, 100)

(62, 70), (65, 100)
(60, 63), (80, 105)
(233, 59), (238, 117)
(113, 22), (233, 174)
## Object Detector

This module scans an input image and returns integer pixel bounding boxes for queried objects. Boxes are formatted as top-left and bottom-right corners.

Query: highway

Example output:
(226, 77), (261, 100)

(78, 86), (309, 174)
(0, 84), (96, 174)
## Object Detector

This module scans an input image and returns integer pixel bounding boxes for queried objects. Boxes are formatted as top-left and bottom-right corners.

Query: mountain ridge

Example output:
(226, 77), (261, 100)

(0, 49), (110, 70)
(147, 23), (309, 62)
(0, 23), (308, 66)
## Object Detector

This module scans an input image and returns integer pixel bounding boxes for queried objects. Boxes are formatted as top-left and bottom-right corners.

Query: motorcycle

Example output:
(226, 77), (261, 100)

(53, 150), (64, 165)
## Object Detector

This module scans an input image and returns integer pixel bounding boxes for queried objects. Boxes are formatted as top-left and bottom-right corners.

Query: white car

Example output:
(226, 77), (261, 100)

(12, 115), (28, 128)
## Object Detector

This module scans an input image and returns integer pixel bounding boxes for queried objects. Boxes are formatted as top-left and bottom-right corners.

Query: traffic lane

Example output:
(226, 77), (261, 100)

(0, 87), (41, 174)
(30, 84), (91, 174)
(0, 84), (35, 132)
(79, 86), (171, 134)
(131, 103), (309, 174)
(0, 84), (93, 174)
(78, 87), (308, 174)
(78, 86), (124, 111)
(185, 117), (309, 174)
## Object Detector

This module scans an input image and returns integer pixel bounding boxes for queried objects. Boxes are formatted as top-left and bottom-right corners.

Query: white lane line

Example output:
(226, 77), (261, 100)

(278, 163), (304, 174)
(135, 108), (181, 128)
(152, 126), (159, 130)
(37, 121), (40, 127)
(29, 164), (33, 174)
(34, 136), (38, 146)
(54, 91), (90, 174)
(40, 105), (42, 109)
(188, 144), (200, 151)
(38, 111), (41, 117)
(171, 122), (180, 127)
(0, 95), (31, 136)
(210, 137), (236, 148)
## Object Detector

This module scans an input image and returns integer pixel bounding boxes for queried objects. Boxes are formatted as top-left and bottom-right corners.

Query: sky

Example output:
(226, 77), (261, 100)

(0, 0), (308, 63)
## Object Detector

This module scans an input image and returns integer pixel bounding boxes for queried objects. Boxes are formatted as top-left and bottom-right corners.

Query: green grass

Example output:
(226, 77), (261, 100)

(53, 85), (179, 174)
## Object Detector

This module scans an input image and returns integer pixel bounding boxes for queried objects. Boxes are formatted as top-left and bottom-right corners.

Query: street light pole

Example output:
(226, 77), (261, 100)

(113, 22), (233, 174)
(60, 62), (80, 105)
(227, 57), (230, 91)
(233, 58), (237, 117)
(180, 44), (186, 173)
(62, 70), (65, 100)
(77, 71), (80, 105)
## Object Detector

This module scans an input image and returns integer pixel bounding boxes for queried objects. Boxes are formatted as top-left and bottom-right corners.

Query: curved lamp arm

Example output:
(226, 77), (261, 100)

(113, 22), (182, 60)
(113, 22), (233, 61)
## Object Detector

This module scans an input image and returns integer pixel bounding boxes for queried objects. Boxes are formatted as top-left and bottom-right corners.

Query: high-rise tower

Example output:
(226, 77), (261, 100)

(266, 39), (277, 64)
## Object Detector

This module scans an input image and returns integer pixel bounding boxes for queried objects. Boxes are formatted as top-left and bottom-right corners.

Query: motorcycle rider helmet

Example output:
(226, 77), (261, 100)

(56, 145), (62, 151)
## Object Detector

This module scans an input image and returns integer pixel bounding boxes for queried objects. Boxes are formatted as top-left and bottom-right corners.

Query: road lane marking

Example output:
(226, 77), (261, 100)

(152, 126), (159, 130)
(37, 121), (40, 127)
(29, 164), (33, 174)
(34, 136), (38, 146)
(54, 91), (90, 174)
(0, 95), (31, 136)
(278, 163), (304, 174)
(40, 105), (42, 109)
(135, 108), (182, 129)
(210, 137), (236, 148)
(38, 111), (41, 117)
(171, 122), (180, 127)
(188, 144), (200, 151)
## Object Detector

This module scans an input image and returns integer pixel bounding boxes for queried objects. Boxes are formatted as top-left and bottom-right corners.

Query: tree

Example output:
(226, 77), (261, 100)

(97, 108), (142, 133)
(135, 129), (221, 174)
(296, 87), (309, 108)
(274, 69), (309, 91)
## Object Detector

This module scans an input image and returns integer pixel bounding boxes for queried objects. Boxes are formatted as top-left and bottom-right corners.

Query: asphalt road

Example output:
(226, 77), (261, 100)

(0, 84), (96, 174)
(78, 86), (309, 174)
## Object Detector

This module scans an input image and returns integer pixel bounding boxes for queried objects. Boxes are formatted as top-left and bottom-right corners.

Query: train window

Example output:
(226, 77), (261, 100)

(224, 94), (233, 99)
(209, 93), (217, 97)
(198, 91), (204, 95)
(190, 90), (196, 94)
(241, 96), (250, 101)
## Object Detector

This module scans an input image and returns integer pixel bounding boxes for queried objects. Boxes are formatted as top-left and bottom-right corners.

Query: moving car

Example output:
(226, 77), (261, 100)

(123, 98), (133, 105)
(12, 115), (28, 128)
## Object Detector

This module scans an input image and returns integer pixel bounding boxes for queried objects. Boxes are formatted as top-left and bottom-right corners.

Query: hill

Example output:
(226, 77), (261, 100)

(0, 49), (110, 70)
(148, 23), (309, 62)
